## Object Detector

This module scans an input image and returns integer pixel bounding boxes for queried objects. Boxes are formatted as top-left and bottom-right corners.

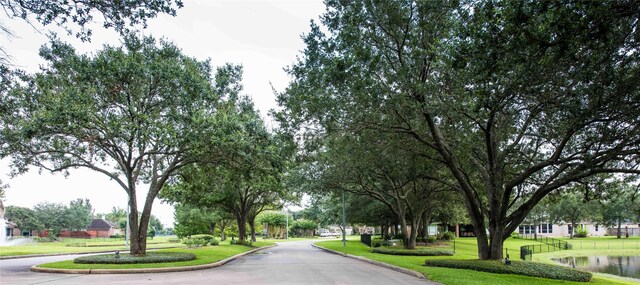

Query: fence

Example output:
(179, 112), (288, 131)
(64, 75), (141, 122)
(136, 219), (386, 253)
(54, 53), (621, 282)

(518, 234), (640, 260)
(606, 227), (640, 237)
(518, 234), (569, 261)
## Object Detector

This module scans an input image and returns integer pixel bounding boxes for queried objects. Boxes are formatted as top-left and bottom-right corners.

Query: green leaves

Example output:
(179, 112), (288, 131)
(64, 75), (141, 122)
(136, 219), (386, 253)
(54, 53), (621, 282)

(278, 0), (640, 259)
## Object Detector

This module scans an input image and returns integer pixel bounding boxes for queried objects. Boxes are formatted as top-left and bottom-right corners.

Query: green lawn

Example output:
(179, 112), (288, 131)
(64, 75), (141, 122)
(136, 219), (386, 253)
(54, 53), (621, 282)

(316, 237), (640, 285)
(0, 236), (183, 257)
(37, 241), (274, 269)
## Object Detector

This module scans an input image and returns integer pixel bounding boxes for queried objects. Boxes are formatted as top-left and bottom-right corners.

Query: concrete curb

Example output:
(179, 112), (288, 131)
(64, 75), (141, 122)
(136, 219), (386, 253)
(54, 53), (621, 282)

(30, 244), (277, 274)
(311, 243), (426, 280)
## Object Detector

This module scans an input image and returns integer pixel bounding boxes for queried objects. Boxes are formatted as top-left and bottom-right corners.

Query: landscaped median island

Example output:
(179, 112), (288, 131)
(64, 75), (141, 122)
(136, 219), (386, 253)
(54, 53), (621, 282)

(315, 238), (639, 285)
(33, 241), (275, 272)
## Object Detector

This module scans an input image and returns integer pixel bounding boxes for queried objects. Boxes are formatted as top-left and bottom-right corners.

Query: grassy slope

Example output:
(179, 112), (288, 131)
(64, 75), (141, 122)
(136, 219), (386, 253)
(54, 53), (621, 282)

(316, 238), (639, 285)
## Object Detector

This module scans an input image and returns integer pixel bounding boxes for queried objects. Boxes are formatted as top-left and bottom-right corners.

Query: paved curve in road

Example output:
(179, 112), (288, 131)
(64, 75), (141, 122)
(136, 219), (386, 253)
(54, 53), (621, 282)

(1, 240), (440, 285)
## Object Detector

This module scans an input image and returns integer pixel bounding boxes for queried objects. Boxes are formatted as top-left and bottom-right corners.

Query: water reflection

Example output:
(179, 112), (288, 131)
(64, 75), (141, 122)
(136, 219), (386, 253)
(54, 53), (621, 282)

(553, 256), (640, 279)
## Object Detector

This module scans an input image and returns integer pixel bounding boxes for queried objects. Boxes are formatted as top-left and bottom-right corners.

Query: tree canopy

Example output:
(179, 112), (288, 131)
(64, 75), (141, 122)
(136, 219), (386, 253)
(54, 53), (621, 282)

(277, 0), (640, 259)
(0, 0), (183, 41)
(0, 35), (239, 255)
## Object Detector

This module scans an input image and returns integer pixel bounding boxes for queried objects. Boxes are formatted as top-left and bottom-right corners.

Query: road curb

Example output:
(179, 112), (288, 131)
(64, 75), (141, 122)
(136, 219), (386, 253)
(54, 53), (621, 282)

(311, 243), (426, 280)
(30, 244), (277, 274)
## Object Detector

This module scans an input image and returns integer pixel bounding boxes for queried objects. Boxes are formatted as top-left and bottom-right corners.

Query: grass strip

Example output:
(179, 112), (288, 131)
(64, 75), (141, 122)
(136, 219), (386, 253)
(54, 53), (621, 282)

(372, 247), (453, 256)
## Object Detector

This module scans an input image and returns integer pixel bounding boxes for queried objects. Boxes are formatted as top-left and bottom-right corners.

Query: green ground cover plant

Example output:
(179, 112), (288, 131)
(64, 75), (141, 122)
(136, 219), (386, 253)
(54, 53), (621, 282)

(316, 238), (638, 285)
(74, 252), (196, 264)
(424, 259), (591, 282)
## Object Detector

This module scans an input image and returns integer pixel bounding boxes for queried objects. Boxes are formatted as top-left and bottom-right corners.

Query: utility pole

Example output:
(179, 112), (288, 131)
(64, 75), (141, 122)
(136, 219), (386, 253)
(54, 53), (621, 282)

(342, 191), (346, 248)
(126, 200), (130, 247)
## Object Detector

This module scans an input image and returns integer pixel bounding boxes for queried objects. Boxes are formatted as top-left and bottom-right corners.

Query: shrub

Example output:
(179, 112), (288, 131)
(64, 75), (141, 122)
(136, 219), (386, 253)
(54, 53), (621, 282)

(373, 247), (454, 256)
(424, 259), (592, 282)
(109, 234), (121, 239)
(439, 231), (455, 241)
(182, 234), (218, 247)
(426, 236), (437, 243)
(574, 226), (588, 238)
(191, 234), (216, 244)
(74, 252), (196, 264)
(510, 232), (520, 239)
(32, 236), (55, 242)
(230, 239), (253, 247)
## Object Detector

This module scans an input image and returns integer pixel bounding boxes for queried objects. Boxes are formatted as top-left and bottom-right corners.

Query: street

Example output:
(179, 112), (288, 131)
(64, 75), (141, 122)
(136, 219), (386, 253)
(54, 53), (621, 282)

(0, 240), (438, 285)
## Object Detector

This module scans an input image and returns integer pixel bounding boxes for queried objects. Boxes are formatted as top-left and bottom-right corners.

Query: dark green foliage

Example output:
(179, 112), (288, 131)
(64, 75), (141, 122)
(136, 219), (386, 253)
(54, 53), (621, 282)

(278, 0), (640, 260)
(439, 232), (455, 241)
(574, 226), (588, 238)
(74, 252), (195, 264)
(4, 205), (43, 232)
(424, 259), (592, 282)
(1, 34), (238, 255)
(373, 247), (454, 256)
(182, 234), (218, 247)
(0, 0), (183, 41)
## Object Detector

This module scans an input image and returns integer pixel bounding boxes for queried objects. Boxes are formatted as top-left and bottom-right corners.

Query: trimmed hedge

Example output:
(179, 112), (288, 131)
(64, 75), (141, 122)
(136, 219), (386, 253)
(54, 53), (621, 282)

(74, 252), (196, 264)
(372, 247), (454, 256)
(424, 259), (592, 282)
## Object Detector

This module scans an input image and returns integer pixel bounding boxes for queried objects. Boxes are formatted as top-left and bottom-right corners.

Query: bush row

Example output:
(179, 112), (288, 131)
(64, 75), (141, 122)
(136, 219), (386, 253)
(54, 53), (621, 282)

(372, 247), (454, 256)
(424, 259), (592, 282)
(74, 252), (196, 264)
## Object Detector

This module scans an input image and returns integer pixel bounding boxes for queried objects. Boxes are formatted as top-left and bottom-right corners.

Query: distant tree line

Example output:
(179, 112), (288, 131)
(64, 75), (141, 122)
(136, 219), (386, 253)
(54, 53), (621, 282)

(5, 198), (92, 237)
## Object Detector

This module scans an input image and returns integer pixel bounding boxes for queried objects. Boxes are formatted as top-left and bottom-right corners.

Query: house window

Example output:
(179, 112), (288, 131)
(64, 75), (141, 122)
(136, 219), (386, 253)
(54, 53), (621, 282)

(595, 224), (599, 231)
(539, 224), (553, 234)
(519, 225), (536, 234)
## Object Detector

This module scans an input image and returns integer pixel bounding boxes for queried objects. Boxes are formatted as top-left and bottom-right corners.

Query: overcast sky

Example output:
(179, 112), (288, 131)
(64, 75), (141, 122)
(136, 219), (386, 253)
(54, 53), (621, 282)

(0, 0), (325, 227)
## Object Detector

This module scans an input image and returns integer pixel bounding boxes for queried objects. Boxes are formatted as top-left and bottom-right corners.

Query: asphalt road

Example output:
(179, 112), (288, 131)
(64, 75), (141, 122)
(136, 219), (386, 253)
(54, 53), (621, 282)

(0, 240), (438, 285)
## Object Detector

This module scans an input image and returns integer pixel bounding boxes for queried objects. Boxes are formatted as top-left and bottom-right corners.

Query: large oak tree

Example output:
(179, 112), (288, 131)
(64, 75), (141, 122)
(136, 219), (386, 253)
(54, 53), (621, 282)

(0, 35), (237, 255)
(278, 0), (640, 259)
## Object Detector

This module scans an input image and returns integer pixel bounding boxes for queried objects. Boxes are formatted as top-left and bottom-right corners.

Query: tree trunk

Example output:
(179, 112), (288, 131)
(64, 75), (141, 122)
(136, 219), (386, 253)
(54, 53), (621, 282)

(570, 222), (576, 239)
(407, 217), (421, 250)
(209, 222), (216, 235)
(249, 218), (256, 242)
(220, 223), (227, 241)
(236, 216), (247, 242)
(617, 219), (622, 239)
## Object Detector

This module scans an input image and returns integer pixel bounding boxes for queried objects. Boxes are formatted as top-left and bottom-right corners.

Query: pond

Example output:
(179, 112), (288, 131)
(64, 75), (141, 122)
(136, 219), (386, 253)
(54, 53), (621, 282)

(553, 256), (640, 279)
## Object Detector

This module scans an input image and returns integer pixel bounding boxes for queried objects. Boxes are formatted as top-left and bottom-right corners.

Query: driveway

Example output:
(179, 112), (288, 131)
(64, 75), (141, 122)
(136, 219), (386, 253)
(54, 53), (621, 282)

(0, 240), (438, 284)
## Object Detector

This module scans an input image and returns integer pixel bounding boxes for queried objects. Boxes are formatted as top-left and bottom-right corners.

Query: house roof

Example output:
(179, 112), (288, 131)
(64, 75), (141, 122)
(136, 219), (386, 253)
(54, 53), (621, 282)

(87, 219), (119, 230)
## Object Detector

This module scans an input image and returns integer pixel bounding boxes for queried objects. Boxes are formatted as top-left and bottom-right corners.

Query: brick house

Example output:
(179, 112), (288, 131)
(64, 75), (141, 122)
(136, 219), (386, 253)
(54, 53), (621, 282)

(86, 219), (121, 238)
